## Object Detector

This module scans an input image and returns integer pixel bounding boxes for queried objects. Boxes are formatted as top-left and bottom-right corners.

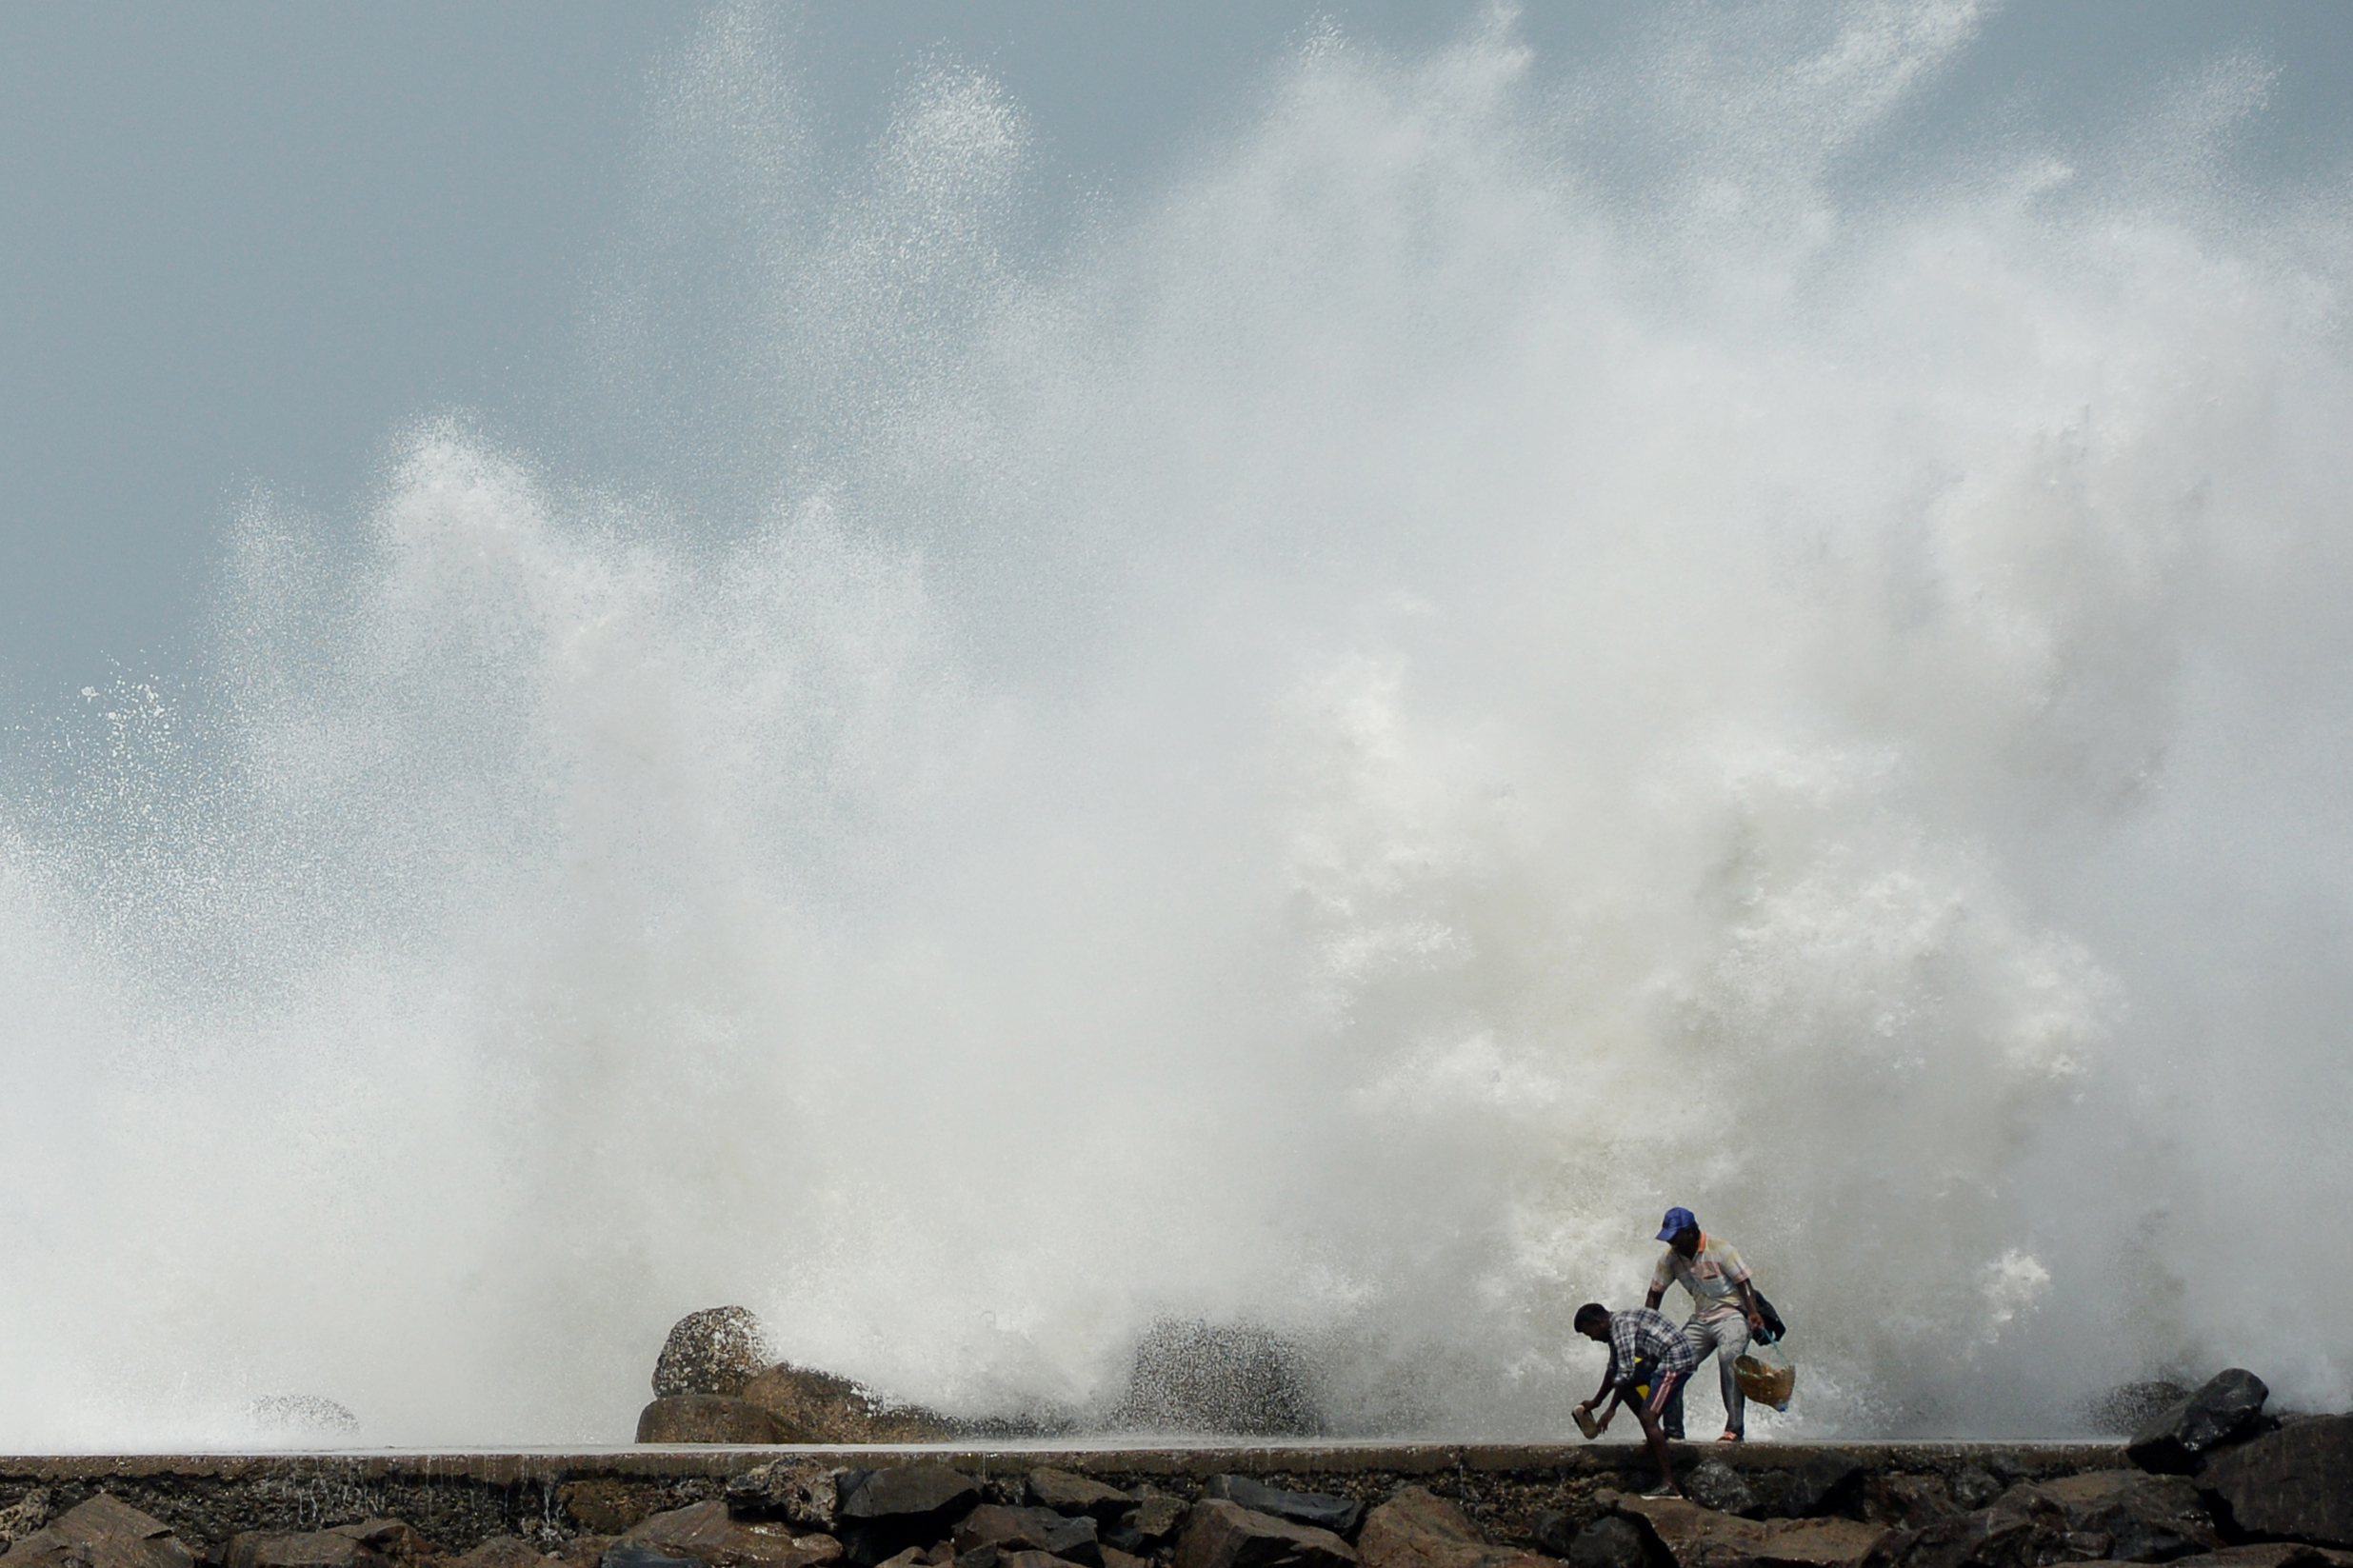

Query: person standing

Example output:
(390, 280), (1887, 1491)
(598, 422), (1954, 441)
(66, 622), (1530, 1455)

(1645, 1205), (1766, 1441)
(1572, 1301), (1693, 1497)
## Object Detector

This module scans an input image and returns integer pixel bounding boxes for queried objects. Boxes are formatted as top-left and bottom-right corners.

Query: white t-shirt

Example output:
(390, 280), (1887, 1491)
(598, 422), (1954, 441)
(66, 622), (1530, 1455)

(1650, 1233), (1751, 1323)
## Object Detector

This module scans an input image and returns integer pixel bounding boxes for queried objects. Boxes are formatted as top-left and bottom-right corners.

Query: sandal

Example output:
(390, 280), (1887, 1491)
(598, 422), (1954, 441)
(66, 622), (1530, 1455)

(1716, 1430), (1744, 1442)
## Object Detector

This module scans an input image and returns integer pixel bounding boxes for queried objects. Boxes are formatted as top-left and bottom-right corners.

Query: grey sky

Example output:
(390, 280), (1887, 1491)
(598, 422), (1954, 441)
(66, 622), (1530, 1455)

(3, 2), (2347, 700)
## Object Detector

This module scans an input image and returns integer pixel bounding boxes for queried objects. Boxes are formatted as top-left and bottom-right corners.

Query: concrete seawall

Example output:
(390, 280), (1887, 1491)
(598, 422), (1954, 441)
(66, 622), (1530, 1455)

(0, 1442), (2129, 1556)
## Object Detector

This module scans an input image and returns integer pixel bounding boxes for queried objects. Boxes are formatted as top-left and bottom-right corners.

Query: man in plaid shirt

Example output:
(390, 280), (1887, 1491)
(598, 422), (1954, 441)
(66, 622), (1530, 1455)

(1573, 1301), (1695, 1497)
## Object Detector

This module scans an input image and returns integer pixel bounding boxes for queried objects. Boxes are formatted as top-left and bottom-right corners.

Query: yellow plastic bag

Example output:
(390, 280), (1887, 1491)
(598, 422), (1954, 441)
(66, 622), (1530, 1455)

(1735, 1337), (1796, 1411)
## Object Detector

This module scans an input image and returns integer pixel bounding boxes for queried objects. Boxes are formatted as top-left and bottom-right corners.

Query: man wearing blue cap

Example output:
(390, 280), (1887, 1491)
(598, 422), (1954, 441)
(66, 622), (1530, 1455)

(1645, 1205), (1766, 1441)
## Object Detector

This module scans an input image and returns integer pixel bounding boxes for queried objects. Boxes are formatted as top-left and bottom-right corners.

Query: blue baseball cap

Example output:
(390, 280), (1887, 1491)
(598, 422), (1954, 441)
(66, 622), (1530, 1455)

(1656, 1206), (1698, 1241)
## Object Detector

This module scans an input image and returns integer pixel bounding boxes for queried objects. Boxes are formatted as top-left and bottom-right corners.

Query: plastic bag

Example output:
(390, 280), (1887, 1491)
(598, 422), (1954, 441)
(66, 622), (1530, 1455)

(1734, 1336), (1796, 1410)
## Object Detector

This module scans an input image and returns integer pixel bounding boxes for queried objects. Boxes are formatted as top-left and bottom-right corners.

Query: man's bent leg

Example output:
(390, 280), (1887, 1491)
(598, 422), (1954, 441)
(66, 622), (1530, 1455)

(1663, 1320), (1708, 1439)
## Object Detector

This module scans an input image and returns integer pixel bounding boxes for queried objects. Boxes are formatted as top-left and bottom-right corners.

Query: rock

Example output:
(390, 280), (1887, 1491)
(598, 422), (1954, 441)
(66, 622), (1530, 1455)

(2128, 1370), (2271, 1475)
(1948, 1472), (2004, 1513)
(559, 1538), (617, 1568)
(840, 1469), (982, 1524)
(837, 1469), (984, 1568)
(1564, 1518), (1642, 1568)
(626, 1502), (844, 1568)
(1114, 1320), (1324, 1437)
(1102, 1551), (1152, 1568)
(655, 1308), (775, 1398)
(1204, 1480), (1362, 1538)
(446, 1540), (551, 1568)
(1784, 1453), (1866, 1518)
(740, 1364), (955, 1444)
(3, 1497), (195, 1568)
(568, 1483), (657, 1538)
(728, 1463), (845, 1531)
(960, 1554), (1073, 1568)
(1683, 1462), (1756, 1518)
(2038, 1470), (2223, 1560)
(1889, 1487), (2075, 1568)
(1863, 1478), (1958, 1532)
(636, 1395), (788, 1444)
(2197, 1415), (2353, 1549)
(1614, 1498), (1887, 1568)
(1353, 1489), (1543, 1568)
(1105, 1499), (1188, 1556)
(2165, 1548), (2353, 1568)
(951, 1507), (1101, 1566)
(1525, 1515), (1574, 1560)
(1174, 1500), (1355, 1568)
(222, 1522), (435, 1568)
(604, 1548), (703, 1568)
(1027, 1474), (1136, 1524)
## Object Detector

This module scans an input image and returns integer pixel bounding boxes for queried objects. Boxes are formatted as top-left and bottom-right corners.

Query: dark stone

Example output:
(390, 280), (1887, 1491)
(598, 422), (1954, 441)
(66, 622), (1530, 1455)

(951, 1507), (1100, 1567)
(1564, 1518), (1642, 1568)
(739, 1365), (954, 1444)
(1680, 1462), (1754, 1518)
(226, 1526), (426, 1568)
(1114, 1320), (1324, 1437)
(840, 1470), (982, 1524)
(1610, 1498), (1886, 1568)
(635, 1396), (787, 1445)
(446, 1542), (548, 1568)
(5, 1498), (196, 1568)
(626, 1502), (845, 1568)
(1203, 1480), (1361, 1539)
(604, 1548), (703, 1568)
(1785, 1452), (1866, 1518)
(1863, 1478), (1958, 1532)
(727, 1464), (844, 1531)
(2128, 1371), (2271, 1476)
(2163, 1548), (2341, 1568)
(1948, 1471), (2004, 1512)
(2039, 1471), (2221, 1561)
(1173, 1500), (1354, 1568)
(2197, 1415), (2353, 1549)
(1354, 1489), (1545, 1568)
(1105, 1499), (1188, 1556)
(653, 1309), (773, 1399)
(837, 1469), (984, 1568)
(1526, 1513), (1575, 1560)
(1027, 1474), (1135, 1524)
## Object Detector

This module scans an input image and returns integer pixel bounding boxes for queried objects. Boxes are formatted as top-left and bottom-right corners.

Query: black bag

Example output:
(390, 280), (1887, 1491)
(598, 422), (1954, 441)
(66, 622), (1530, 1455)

(1753, 1289), (1788, 1344)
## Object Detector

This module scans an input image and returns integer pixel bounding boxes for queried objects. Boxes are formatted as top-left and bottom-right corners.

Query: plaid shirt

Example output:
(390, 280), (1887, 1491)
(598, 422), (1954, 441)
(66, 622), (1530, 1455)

(1607, 1307), (1697, 1387)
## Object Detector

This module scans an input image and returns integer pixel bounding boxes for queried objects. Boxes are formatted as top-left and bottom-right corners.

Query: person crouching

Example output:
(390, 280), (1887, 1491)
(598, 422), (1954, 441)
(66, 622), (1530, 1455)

(1573, 1301), (1693, 1497)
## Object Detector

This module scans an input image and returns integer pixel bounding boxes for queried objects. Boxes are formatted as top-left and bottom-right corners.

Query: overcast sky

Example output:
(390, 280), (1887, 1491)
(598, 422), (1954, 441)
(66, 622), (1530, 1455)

(4, 1), (2348, 699)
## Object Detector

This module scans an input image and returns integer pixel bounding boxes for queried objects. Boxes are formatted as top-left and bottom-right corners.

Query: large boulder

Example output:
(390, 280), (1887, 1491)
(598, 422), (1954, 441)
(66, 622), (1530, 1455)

(835, 1468), (981, 1567)
(1353, 1489), (1544, 1568)
(626, 1502), (843, 1568)
(2197, 1415), (2353, 1549)
(1174, 1500), (1354, 1568)
(446, 1541), (552, 1568)
(1105, 1498), (1188, 1556)
(2038, 1470), (2223, 1560)
(2163, 1549), (2353, 1568)
(226, 1522), (434, 1568)
(739, 1365), (954, 1443)
(636, 1395), (788, 1444)
(655, 1309), (775, 1399)
(4, 1497), (195, 1568)
(1783, 1453), (1866, 1518)
(727, 1463), (845, 1531)
(1861, 1478), (1959, 1532)
(1564, 1518), (1642, 1568)
(1114, 1320), (1324, 1437)
(1613, 1497), (1887, 1568)
(1027, 1473), (1137, 1524)
(1682, 1463), (1756, 1518)
(1883, 1486), (2076, 1568)
(1205, 1480), (1362, 1538)
(952, 1506), (1101, 1566)
(2128, 1371), (2271, 1475)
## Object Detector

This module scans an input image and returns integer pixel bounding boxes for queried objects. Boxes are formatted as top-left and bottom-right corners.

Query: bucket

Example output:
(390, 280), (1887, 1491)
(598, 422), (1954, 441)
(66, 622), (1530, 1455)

(1734, 1341), (1797, 1410)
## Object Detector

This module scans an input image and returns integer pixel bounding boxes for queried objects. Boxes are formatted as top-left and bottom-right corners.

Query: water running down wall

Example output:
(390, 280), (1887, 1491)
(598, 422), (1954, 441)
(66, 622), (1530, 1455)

(1, 3), (2349, 1448)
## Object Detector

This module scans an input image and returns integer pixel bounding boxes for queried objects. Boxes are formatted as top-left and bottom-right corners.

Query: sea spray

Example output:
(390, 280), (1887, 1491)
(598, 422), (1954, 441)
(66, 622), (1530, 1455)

(1, 2), (2349, 1445)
